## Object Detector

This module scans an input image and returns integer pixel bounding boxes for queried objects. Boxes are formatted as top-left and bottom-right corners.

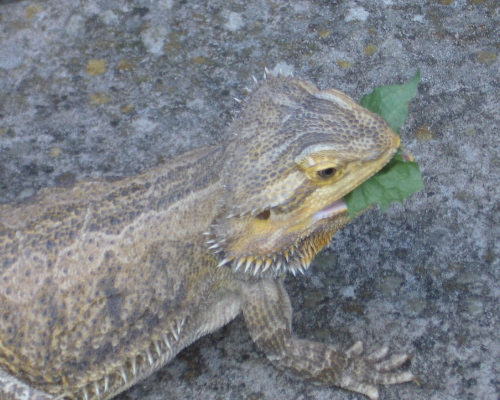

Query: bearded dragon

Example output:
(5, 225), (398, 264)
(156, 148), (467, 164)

(0, 74), (415, 400)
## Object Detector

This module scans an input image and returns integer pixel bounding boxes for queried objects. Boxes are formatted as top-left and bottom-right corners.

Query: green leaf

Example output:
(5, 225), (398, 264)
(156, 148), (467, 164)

(345, 71), (424, 219)
(360, 70), (420, 134)
(345, 150), (424, 218)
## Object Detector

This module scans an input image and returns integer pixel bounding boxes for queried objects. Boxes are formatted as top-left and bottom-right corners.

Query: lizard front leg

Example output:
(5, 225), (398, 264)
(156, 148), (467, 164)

(242, 279), (415, 400)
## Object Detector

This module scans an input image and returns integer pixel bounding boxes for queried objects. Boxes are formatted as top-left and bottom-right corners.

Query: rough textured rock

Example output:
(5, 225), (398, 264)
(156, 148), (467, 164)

(0, 1), (498, 400)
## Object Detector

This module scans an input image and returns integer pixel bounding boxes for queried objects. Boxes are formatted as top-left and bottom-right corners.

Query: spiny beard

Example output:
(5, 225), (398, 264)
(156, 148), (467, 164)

(208, 229), (336, 277)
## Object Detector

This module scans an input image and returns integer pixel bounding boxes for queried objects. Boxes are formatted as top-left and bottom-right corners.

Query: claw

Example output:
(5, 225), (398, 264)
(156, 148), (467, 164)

(341, 378), (379, 400)
(346, 341), (364, 357)
(341, 342), (415, 398)
(367, 346), (389, 362)
(373, 370), (415, 386)
(375, 353), (410, 372)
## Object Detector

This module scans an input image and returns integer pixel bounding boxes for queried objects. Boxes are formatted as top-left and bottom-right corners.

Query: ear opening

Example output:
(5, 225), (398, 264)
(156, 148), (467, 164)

(255, 209), (271, 220)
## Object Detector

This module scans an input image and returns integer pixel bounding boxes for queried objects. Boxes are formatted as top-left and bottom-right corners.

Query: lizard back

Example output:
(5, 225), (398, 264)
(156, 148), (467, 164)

(0, 145), (232, 397)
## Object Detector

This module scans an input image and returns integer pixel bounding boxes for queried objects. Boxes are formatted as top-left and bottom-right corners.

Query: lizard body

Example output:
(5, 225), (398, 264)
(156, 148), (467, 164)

(0, 75), (414, 400)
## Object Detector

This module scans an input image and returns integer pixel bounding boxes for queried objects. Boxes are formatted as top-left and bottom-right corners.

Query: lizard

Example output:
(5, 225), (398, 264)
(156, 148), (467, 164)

(0, 73), (416, 400)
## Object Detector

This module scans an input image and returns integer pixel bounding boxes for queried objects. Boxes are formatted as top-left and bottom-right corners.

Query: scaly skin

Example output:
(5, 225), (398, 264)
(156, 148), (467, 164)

(0, 75), (414, 400)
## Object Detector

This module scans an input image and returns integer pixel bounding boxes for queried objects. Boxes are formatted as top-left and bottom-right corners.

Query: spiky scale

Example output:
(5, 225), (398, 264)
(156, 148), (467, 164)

(119, 368), (127, 384)
(171, 326), (179, 341)
(131, 357), (137, 377)
(94, 382), (100, 398)
(163, 335), (172, 351)
(262, 259), (273, 273)
(218, 258), (231, 267)
(244, 258), (254, 273)
(234, 258), (244, 271)
(146, 349), (153, 366)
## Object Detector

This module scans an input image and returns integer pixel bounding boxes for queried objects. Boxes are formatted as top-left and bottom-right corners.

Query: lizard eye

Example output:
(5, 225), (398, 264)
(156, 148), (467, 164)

(317, 167), (336, 179)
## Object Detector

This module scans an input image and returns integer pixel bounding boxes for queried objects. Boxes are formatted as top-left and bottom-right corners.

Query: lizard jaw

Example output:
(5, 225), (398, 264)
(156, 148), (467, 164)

(313, 198), (348, 221)
(212, 214), (347, 278)
(211, 200), (350, 277)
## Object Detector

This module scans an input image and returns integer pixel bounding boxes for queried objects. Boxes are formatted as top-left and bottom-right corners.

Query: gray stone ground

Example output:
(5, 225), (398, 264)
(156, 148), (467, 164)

(0, 0), (498, 399)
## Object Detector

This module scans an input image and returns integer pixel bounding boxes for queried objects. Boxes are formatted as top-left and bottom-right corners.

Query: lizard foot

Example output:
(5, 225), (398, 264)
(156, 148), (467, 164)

(340, 341), (415, 400)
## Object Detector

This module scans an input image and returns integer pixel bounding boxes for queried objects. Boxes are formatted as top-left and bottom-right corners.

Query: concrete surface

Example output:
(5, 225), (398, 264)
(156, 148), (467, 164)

(0, 0), (498, 399)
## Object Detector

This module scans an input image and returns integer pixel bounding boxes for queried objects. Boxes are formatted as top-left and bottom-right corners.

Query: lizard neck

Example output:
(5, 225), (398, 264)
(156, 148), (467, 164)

(147, 144), (226, 240)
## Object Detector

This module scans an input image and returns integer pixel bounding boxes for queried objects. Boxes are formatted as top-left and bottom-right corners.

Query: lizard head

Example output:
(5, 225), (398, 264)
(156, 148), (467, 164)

(210, 75), (400, 276)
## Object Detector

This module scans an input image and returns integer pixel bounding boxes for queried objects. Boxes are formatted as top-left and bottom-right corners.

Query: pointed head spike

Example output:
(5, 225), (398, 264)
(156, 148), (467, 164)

(262, 258), (273, 273)
(217, 258), (230, 268)
(244, 258), (254, 273)
(253, 264), (260, 276)
(234, 258), (244, 272)
(253, 259), (263, 275)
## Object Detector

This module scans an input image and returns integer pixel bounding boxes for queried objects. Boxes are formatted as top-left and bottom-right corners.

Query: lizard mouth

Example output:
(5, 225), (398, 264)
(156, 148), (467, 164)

(313, 198), (348, 221)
